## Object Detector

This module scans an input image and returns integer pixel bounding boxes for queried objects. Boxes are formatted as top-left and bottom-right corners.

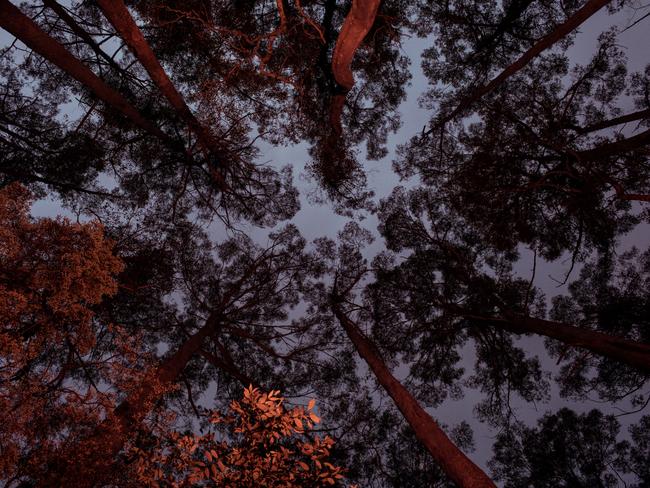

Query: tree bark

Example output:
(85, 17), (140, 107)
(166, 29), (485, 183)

(431, 0), (612, 132)
(331, 0), (381, 91)
(331, 301), (496, 488)
(0, 0), (168, 142)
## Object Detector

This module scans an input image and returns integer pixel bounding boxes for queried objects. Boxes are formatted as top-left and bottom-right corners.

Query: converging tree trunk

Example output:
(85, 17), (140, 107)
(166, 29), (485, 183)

(95, 0), (228, 169)
(430, 0), (612, 132)
(331, 300), (496, 488)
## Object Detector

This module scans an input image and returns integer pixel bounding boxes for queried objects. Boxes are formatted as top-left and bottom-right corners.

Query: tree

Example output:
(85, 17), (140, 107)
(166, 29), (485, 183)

(128, 0), (409, 210)
(0, 0), (168, 140)
(37, 222), (331, 486)
(2, 0), (650, 485)
(425, 0), (614, 132)
(313, 223), (496, 487)
(375, 187), (649, 408)
(397, 33), (649, 260)
(1, 0), (300, 228)
(489, 408), (630, 487)
(0, 183), (125, 485)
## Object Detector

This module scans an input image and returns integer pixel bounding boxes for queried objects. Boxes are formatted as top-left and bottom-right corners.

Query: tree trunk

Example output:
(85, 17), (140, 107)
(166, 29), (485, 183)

(577, 127), (650, 160)
(331, 0), (381, 91)
(578, 108), (650, 134)
(95, 0), (228, 168)
(473, 312), (650, 373)
(332, 301), (496, 488)
(329, 0), (381, 133)
(431, 0), (612, 132)
(0, 0), (168, 142)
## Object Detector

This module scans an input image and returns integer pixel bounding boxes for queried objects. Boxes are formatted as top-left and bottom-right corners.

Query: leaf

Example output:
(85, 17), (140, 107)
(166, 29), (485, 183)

(307, 399), (316, 410)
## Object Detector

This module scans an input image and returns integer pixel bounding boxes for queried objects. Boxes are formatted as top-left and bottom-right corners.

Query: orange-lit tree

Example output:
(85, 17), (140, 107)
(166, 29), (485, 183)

(0, 183), (125, 484)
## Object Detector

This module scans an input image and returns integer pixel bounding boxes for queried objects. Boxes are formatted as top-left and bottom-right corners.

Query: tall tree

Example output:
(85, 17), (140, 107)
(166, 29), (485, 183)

(313, 222), (496, 488)
(397, 33), (649, 259)
(39, 223), (328, 485)
(425, 0), (614, 132)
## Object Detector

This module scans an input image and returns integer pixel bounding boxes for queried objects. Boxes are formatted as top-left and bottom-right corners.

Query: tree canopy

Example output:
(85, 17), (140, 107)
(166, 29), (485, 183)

(1, 0), (649, 486)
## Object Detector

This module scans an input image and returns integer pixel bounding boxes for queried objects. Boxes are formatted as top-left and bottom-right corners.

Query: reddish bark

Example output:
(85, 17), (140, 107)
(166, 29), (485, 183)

(430, 0), (613, 132)
(329, 0), (381, 132)
(329, 94), (347, 135)
(331, 0), (381, 91)
(616, 193), (650, 202)
(332, 301), (496, 488)
(0, 0), (168, 142)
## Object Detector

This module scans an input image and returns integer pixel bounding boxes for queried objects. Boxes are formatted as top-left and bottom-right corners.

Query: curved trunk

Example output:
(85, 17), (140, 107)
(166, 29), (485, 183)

(331, 0), (381, 91)
(332, 302), (496, 488)
(329, 0), (381, 132)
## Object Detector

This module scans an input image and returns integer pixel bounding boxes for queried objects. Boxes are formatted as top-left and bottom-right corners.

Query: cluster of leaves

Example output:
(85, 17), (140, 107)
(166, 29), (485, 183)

(130, 386), (347, 487)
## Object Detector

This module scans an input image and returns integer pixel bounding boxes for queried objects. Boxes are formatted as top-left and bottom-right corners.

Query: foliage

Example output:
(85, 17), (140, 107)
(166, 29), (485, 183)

(130, 386), (348, 487)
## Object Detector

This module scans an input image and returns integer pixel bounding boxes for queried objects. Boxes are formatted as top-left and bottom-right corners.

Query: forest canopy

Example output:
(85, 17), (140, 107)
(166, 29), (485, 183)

(1, 0), (649, 486)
